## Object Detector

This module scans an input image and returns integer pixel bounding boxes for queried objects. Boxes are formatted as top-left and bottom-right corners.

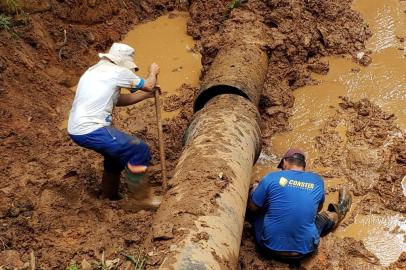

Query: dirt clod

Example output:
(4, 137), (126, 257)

(153, 223), (174, 240)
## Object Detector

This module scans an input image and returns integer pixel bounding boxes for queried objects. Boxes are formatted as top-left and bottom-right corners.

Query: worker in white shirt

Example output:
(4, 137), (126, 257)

(68, 43), (159, 200)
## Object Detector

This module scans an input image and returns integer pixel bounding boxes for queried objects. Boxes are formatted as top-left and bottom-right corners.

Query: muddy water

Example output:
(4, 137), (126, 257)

(61, 12), (201, 129)
(121, 12), (201, 96)
(120, 12), (201, 119)
(337, 214), (406, 266)
(270, 0), (406, 162)
(253, 0), (406, 266)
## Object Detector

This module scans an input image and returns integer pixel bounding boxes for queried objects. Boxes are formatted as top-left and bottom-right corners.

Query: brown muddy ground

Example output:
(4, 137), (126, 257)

(0, 0), (189, 268)
(0, 0), (404, 269)
(239, 98), (406, 270)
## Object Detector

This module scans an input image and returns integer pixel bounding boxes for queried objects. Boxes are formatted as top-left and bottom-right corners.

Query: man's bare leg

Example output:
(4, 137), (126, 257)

(127, 164), (147, 174)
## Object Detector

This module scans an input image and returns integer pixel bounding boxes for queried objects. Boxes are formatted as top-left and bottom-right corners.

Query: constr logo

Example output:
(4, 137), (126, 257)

(279, 177), (288, 187)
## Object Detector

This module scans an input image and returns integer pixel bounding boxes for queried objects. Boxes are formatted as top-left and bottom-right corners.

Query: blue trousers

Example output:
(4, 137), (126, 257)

(70, 126), (151, 174)
(248, 211), (335, 259)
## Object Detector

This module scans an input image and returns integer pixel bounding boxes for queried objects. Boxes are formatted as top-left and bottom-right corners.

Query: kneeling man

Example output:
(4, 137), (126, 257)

(248, 149), (352, 260)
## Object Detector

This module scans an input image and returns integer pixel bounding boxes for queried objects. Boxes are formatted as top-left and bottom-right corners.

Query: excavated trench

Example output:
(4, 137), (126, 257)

(0, 0), (405, 269)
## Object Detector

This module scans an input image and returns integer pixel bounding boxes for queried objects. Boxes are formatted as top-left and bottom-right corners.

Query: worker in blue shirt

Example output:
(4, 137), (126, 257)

(248, 149), (352, 260)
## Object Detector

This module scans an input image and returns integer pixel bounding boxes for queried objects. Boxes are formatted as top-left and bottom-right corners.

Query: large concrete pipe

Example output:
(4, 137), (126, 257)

(154, 94), (261, 270)
(194, 45), (268, 112)
(147, 43), (269, 270)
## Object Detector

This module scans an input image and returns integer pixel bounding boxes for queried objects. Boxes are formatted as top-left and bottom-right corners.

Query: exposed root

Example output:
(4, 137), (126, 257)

(58, 29), (67, 60)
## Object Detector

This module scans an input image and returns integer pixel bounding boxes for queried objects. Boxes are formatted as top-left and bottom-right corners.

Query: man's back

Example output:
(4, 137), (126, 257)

(251, 170), (325, 254)
(68, 60), (142, 135)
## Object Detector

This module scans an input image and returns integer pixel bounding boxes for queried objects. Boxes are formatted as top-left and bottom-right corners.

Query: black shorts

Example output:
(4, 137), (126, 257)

(315, 212), (336, 236)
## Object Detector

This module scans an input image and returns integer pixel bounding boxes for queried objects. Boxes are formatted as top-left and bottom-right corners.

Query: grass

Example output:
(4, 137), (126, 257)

(0, 0), (21, 36)
(229, 0), (241, 9)
(0, 0), (19, 13)
(66, 263), (79, 270)
(0, 13), (12, 31)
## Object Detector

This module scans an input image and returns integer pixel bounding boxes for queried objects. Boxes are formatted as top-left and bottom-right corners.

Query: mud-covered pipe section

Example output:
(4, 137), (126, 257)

(146, 27), (268, 269)
(194, 45), (268, 112)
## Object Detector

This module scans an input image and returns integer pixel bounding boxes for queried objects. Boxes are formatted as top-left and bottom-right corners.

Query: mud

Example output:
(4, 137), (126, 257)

(0, 0), (190, 268)
(313, 98), (405, 268)
(239, 98), (406, 269)
(337, 214), (406, 266)
(315, 98), (406, 212)
(0, 0), (402, 269)
(121, 12), (202, 95)
(239, 225), (382, 270)
(237, 0), (406, 268)
(270, 0), (406, 160)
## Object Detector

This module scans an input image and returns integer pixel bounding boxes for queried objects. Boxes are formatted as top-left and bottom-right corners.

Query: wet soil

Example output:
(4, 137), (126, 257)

(0, 0), (404, 269)
(0, 0), (190, 268)
(315, 98), (406, 212)
(250, 0), (406, 267)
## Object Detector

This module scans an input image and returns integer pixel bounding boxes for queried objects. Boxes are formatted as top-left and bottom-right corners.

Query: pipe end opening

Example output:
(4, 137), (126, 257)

(193, 85), (249, 112)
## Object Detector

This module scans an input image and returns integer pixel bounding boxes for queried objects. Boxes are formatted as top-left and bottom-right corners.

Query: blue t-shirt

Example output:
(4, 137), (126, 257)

(251, 170), (325, 254)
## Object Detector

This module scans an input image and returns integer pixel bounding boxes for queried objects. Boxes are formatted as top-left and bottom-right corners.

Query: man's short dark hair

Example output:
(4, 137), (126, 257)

(285, 153), (306, 168)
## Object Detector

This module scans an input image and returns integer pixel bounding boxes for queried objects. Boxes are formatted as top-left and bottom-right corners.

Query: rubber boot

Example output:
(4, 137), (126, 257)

(101, 171), (122, 201)
(126, 168), (161, 210)
(327, 187), (352, 223)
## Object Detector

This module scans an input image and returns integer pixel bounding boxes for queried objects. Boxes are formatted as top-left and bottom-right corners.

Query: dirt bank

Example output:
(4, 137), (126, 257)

(1, 0), (401, 269)
(0, 0), (188, 268)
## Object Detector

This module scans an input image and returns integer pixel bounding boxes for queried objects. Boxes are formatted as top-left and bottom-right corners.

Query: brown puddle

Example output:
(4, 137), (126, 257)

(254, 0), (406, 265)
(336, 214), (406, 266)
(271, 0), (406, 161)
(121, 12), (201, 96)
(61, 12), (201, 129)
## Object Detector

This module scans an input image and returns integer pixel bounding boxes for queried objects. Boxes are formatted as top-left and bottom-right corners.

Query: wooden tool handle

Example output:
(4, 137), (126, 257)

(155, 90), (168, 190)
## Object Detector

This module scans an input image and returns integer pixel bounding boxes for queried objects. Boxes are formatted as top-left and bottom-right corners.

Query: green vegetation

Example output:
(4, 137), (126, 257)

(0, 0), (19, 13)
(0, 0), (21, 35)
(0, 13), (12, 31)
(229, 0), (241, 9)
(66, 263), (79, 270)
(124, 252), (148, 270)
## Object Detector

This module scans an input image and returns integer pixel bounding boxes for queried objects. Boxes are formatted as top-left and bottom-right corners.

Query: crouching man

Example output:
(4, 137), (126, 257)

(248, 149), (352, 261)
(68, 43), (159, 201)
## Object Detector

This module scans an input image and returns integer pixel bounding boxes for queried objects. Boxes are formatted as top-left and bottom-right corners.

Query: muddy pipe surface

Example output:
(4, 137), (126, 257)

(151, 94), (261, 269)
(194, 44), (268, 112)
(146, 36), (269, 269)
